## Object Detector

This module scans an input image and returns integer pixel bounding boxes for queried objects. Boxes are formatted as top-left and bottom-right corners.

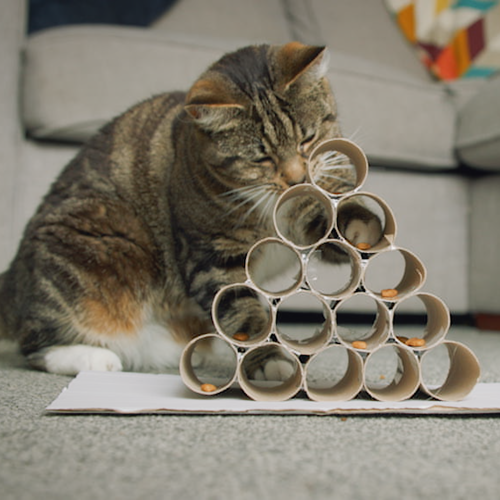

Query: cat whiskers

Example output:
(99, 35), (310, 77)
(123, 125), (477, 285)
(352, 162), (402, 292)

(312, 150), (356, 190)
(221, 184), (278, 226)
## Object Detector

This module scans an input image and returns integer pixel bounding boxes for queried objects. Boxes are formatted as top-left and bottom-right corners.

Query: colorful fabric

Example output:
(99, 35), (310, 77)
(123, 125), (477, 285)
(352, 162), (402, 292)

(385, 0), (500, 80)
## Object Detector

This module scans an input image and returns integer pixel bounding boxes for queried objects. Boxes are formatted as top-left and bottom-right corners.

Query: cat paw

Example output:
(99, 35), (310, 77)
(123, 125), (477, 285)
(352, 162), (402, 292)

(39, 345), (123, 375)
(252, 357), (296, 382)
(343, 217), (382, 247)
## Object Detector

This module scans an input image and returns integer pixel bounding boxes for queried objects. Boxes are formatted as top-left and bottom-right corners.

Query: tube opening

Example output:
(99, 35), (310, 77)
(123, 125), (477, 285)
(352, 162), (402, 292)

(276, 291), (333, 355)
(238, 344), (303, 401)
(212, 284), (273, 346)
(180, 334), (238, 396)
(273, 184), (335, 249)
(305, 345), (364, 401)
(306, 240), (362, 298)
(307, 138), (368, 195)
(364, 344), (420, 402)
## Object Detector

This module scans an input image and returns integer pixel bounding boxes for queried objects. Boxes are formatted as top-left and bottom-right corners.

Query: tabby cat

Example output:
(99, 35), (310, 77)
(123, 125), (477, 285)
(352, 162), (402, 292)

(0, 43), (381, 376)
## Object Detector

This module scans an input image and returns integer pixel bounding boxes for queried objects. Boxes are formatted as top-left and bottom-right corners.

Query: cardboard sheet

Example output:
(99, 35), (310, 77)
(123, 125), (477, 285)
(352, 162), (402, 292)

(46, 371), (500, 415)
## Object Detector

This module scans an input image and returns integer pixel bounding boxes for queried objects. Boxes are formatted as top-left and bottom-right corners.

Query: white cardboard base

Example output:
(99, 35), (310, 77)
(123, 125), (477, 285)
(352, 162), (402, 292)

(45, 371), (500, 415)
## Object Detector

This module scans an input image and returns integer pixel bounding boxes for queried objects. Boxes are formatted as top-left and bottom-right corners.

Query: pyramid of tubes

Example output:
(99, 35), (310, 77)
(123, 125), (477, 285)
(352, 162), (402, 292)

(180, 139), (481, 403)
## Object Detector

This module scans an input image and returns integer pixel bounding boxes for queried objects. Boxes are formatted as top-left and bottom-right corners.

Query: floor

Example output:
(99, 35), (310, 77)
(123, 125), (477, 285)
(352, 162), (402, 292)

(1, 326), (500, 500)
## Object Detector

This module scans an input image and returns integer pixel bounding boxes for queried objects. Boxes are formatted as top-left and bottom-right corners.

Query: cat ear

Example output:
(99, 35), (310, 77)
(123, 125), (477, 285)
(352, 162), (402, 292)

(185, 77), (245, 128)
(275, 42), (328, 90)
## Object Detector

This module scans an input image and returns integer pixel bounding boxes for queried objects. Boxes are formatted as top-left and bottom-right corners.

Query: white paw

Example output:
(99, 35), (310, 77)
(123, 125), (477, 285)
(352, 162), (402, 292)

(344, 217), (382, 247)
(43, 345), (123, 375)
(253, 357), (296, 382)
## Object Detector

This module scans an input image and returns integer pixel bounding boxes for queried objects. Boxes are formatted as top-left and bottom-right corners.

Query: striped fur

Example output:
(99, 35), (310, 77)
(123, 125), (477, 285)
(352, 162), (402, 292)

(0, 43), (379, 374)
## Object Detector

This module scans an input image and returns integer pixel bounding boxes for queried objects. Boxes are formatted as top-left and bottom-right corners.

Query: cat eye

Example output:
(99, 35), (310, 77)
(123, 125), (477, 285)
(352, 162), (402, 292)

(253, 156), (275, 167)
(299, 134), (317, 156)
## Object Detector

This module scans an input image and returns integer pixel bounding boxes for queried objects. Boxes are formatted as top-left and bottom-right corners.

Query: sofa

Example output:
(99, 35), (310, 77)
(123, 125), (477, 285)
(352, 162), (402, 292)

(2, 0), (500, 324)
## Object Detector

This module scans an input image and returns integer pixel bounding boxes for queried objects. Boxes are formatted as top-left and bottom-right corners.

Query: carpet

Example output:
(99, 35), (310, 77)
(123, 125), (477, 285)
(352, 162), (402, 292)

(1, 326), (500, 500)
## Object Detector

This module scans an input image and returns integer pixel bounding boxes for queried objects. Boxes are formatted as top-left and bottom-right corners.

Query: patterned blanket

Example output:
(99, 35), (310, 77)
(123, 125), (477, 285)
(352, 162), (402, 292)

(385, 0), (500, 80)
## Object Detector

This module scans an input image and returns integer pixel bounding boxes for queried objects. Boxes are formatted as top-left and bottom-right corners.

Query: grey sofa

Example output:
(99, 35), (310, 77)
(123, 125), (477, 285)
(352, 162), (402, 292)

(2, 0), (500, 322)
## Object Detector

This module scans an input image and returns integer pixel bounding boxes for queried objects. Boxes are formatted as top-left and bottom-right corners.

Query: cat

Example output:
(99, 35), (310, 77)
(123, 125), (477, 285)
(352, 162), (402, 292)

(0, 42), (381, 377)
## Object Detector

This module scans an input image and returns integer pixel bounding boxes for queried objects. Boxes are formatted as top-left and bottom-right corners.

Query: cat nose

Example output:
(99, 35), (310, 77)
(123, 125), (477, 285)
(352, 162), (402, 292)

(280, 156), (306, 186)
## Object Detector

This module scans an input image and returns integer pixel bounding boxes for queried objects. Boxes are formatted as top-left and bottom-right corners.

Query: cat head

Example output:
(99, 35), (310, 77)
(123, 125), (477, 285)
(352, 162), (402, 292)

(184, 42), (341, 193)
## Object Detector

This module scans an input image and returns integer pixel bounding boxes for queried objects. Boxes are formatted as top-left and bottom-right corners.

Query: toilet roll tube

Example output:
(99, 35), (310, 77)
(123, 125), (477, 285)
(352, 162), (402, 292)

(304, 344), (364, 401)
(305, 239), (363, 299)
(363, 247), (427, 302)
(273, 183), (335, 249)
(238, 343), (303, 401)
(245, 237), (304, 298)
(336, 192), (397, 253)
(393, 293), (450, 349)
(420, 341), (481, 401)
(180, 333), (238, 396)
(211, 283), (273, 347)
(307, 138), (368, 196)
(363, 344), (420, 402)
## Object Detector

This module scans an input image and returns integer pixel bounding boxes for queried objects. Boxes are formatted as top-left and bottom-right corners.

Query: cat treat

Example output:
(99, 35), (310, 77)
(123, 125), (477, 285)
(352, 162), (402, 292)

(352, 341), (368, 350)
(405, 337), (426, 348)
(180, 138), (481, 403)
(201, 383), (218, 393)
(233, 333), (250, 342)
(356, 243), (372, 251)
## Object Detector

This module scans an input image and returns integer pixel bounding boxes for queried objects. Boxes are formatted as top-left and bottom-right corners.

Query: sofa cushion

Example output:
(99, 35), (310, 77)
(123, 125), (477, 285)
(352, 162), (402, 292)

(456, 74), (500, 171)
(22, 26), (231, 142)
(328, 52), (457, 170)
(23, 24), (458, 169)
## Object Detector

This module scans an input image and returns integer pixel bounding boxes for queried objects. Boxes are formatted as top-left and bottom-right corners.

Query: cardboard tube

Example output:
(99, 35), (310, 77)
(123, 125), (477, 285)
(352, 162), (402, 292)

(420, 341), (481, 401)
(363, 344), (420, 402)
(275, 290), (333, 355)
(305, 239), (362, 299)
(335, 293), (391, 351)
(273, 183), (335, 249)
(336, 192), (397, 253)
(363, 247), (427, 302)
(245, 237), (304, 297)
(211, 283), (273, 347)
(180, 334), (238, 396)
(393, 293), (450, 349)
(238, 343), (303, 401)
(307, 138), (368, 195)
(304, 344), (364, 401)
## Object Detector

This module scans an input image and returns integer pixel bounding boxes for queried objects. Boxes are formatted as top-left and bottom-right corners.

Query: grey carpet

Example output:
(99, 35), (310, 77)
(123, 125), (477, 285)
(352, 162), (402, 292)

(2, 327), (500, 500)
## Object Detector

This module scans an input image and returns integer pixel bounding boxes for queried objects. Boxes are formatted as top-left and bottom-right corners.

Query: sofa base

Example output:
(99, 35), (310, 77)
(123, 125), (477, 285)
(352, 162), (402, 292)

(475, 314), (500, 332)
